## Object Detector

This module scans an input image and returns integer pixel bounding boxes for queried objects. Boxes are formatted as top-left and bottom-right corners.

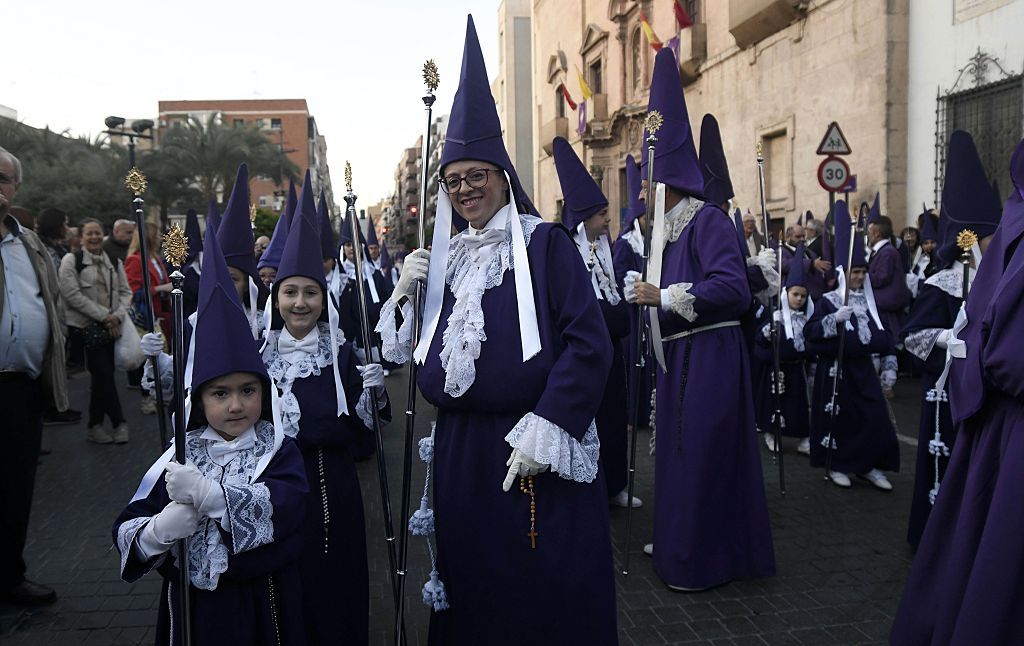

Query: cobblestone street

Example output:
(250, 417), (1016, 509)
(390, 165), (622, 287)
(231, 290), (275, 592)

(1, 367), (922, 645)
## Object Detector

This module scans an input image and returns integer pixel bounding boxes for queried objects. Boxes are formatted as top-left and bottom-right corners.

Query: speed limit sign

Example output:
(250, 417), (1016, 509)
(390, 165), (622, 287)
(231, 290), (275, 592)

(817, 156), (851, 192)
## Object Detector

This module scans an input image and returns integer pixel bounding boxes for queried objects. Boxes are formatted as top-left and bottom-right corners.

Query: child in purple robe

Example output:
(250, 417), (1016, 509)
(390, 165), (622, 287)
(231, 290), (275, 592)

(113, 223), (308, 646)
(261, 172), (390, 646)
(805, 201), (900, 490)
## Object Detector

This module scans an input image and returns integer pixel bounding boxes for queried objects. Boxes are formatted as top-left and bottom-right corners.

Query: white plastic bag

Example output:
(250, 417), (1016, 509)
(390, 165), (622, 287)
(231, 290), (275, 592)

(114, 313), (146, 370)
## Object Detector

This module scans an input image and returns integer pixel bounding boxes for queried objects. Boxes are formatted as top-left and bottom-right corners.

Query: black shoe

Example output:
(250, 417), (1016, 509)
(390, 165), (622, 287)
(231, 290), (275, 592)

(43, 409), (82, 425)
(0, 580), (57, 606)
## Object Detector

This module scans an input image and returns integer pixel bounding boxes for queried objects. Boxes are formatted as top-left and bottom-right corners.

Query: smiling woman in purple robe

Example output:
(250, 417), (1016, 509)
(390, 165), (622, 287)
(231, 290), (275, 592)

(377, 15), (618, 646)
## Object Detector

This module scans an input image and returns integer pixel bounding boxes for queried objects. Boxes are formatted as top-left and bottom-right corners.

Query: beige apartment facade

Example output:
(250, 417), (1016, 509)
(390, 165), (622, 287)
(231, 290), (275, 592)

(527, 0), (910, 236)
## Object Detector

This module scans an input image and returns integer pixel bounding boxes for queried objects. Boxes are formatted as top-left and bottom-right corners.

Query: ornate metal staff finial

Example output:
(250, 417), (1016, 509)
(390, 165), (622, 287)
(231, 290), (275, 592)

(423, 60), (440, 93)
(249, 203), (258, 224)
(125, 167), (148, 196)
(345, 161), (353, 194)
(757, 140), (764, 162)
(957, 229), (978, 252)
(162, 223), (189, 269)
(644, 110), (664, 136)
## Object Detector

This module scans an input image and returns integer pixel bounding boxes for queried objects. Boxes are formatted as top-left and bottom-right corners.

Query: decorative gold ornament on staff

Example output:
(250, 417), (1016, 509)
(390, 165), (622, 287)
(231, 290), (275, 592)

(957, 228), (978, 301)
(162, 224), (189, 269)
(345, 161), (353, 194)
(423, 59), (440, 93)
(957, 229), (978, 253)
(125, 167), (148, 196)
(645, 110), (664, 136)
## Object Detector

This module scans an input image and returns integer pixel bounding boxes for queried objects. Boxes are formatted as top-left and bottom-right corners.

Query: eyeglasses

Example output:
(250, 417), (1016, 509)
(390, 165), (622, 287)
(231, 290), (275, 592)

(0, 172), (15, 186)
(439, 168), (500, 194)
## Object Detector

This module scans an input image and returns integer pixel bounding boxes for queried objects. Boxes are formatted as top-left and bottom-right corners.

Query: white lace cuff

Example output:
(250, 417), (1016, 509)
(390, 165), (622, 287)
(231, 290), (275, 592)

(376, 297), (413, 364)
(904, 328), (942, 362)
(504, 412), (600, 484)
(356, 388), (387, 429)
(125, 517), (166, 564)
(222, 482), (274, 555)
(663, 283), (697, 322)
(822, 314), (839, 338)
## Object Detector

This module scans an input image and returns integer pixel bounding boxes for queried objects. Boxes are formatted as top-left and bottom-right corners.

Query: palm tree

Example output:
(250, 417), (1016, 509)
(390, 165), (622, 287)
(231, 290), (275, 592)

(158, 114), (299, 204)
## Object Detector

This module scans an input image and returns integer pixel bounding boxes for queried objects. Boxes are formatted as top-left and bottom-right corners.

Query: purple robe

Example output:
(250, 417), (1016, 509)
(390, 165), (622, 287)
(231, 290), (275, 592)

(868, 241), (911, 340)
(113, 433), (308, 646)
(418, 222), (618, 645)
(288, 342), (390, 646)
(596, 292), (631, 497)
(900, 281), (961, 547)
(805, 293), (900, 474)
(891, 199), (1024, 645)
(612, 235), (653, 427)
(652, 203), (776, 589)
(752, 309), (811, 439)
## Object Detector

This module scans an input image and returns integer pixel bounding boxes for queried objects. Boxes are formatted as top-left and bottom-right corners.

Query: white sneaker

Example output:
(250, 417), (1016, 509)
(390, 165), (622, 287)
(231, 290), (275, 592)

(140, 396), (157, 415)
(111, 423), (130, 444)
(859, 469), (893, 491)
(86, 426), (113, 444)
(764, 433), (777, 452)
(797, 437), (811, 455)
(828, 471), (851, 488)
(383, 369), (391, 377)
(643, 543), (653, 556)
(610, 490), (643, 508)
(667, 583), (712, 593)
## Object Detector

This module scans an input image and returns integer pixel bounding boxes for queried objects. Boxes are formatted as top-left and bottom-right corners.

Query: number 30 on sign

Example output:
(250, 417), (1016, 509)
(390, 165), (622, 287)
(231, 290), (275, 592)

(817, 156), (851, 192)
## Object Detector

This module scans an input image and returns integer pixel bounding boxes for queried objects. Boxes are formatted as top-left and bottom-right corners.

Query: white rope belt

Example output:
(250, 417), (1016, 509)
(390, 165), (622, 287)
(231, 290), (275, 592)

(662, 320), (741, 343)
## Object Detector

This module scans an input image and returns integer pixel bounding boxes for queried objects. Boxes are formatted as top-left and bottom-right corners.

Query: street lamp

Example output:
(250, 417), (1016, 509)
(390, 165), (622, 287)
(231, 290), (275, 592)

(103, 115), (154, 167)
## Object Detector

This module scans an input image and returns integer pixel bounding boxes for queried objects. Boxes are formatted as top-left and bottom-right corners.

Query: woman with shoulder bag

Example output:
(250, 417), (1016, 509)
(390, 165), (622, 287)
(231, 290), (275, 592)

(58, 219), (132, 444)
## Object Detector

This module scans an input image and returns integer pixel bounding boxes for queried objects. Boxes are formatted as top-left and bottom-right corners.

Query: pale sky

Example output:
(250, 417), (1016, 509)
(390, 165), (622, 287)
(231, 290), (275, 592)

(3, 0), (501, 206)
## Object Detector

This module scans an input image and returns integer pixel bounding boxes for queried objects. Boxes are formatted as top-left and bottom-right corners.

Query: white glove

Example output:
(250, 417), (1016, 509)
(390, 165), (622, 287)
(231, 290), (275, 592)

(164, 461), (213, 507)
(393, 249), (430, 301)
(934, 328), (954, 350)
(357, 363), (386, 395)
(757, 247), (777, 269)
(502, 448), (550, 492)
(834, 306), (854, 323)
(623, 270), (641, 304)
(880, 369), (897, 389)
(140, 332), (164, 358)
(761, 324), (772, 339)
(149, 501), (200, 544)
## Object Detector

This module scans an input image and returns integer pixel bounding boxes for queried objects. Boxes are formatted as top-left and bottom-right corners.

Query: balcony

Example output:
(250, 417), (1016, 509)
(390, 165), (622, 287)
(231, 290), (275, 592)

(589, 94), (609, 121)
(678, 23), (707, 85)
(540, 117), (569, 155)
(729, 0), (805, 49)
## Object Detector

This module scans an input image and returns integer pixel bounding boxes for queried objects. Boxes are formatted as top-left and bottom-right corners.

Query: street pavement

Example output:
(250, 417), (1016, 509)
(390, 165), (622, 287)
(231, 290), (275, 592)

(1, 365), (924, 645)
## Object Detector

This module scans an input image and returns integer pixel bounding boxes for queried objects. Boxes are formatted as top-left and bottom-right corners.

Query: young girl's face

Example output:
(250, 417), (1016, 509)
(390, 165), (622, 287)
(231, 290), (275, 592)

(277, 276), (324, 338)
(199, 372), (263, 440)
(787, 286), (808, 311)
(228, 266), (248, 302)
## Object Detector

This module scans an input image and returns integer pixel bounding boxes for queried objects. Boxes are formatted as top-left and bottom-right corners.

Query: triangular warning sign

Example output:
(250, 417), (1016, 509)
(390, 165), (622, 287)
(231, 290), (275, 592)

(816, 122), (851, 155)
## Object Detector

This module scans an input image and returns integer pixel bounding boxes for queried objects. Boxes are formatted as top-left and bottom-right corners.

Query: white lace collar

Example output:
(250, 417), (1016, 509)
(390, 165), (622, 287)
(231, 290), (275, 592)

(435, 212), (541, 398)
(664, 195), (705, 243)
(623, 226), (644, 255)
(573, 224), (621, 305)
(263, 322), (340, 437)
(925, 260), (974, 298)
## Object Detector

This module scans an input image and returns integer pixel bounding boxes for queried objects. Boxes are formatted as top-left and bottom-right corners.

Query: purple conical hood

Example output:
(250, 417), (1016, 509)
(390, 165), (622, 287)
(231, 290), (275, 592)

(365, 214), (380, 247)
(920, 210), (939, 243)
(733, 208), (749, 259)
(257, 180), (297, 271)
(276, 175), (327, 299)
(797, 212), (804, 226)
(205, 198), (221, 238)
(316, 189), (335, 260)
(698, 114), (733, 206)
(380, 241), (392, 270)
(621, 154), (645, 237)
(786, 241), (808, 288)
(184, 208), (202, 265)
(833, 200), (866, 270)
(189, 223), (269, 415)
(805, 210), (815, 223)
(866, 193), (881, 226)
(439, 15), (535, 216)
(216, 163), (259, 283)
(640, 48), (704, 197)
(552, 137), (608, 229)
(338, 206), (366, 248)
(938, 130), (1002, 263)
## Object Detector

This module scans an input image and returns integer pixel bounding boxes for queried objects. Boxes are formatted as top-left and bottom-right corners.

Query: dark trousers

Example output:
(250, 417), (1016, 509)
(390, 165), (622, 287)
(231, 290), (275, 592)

(0, 374), (44, 589)
(77, 331), (125, 428)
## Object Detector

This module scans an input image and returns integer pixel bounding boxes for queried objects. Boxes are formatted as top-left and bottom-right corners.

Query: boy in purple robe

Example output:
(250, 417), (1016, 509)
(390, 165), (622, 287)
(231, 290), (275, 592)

(754, 242), (812, 456)
(113, 225), (308, 646)
(377, 16), (618, 645)
(261, 173), (391, 646)
(624, 49), (775, 592)
(805, 201), (900, 490)
(553, 136), (636, 508)
(891, 135), (1024, 646)
(900, 131), (1000, 547)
